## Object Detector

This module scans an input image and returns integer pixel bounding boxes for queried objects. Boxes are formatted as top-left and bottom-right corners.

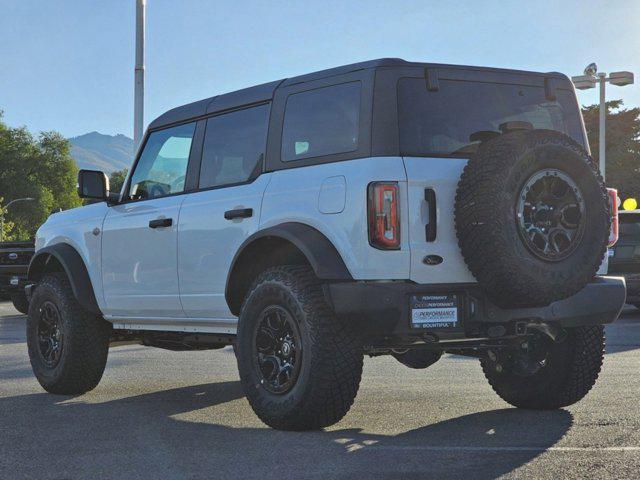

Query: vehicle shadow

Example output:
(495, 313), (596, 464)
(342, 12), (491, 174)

(0, 381), (573, 480)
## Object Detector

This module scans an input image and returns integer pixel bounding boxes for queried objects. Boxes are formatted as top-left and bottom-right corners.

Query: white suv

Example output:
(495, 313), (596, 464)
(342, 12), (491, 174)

(25, 59), (625, 430)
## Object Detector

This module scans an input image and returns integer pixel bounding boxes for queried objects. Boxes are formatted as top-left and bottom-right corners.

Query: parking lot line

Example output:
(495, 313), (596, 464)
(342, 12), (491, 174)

(366, 445), (640, 453)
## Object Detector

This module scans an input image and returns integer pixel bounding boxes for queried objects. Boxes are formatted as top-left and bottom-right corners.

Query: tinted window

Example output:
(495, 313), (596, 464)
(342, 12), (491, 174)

(281, 82), (360, 162)
(199, 104), (270, 189)
(398, 78), (584, 157)
(128, 122), (195, 200)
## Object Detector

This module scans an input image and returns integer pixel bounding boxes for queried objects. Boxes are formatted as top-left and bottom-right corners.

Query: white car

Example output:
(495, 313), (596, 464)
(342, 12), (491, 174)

(25, 59), (625, 430)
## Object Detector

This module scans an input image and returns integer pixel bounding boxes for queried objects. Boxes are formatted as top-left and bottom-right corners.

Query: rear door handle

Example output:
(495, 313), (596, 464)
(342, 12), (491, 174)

(425, 188), (437, 242)
(224, 208), (253, 220)
(149, 218), (173, 228)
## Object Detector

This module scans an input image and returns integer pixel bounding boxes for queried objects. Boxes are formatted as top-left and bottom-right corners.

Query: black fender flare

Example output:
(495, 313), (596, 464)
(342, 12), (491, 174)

(225, 223), (352, 314)
(28, 243), (101, 314)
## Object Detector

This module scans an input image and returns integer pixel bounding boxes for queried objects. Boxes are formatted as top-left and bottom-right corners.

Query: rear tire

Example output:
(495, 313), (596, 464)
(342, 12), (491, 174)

(236, 265), (363, 431)
(481, 326), (605, 409)
(11, 292), (29, 314)
(27, 273), (111, 395)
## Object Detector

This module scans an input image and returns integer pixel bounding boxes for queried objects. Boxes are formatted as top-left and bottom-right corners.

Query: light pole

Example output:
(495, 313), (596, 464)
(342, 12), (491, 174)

(0, 198), (34, 242)
(134, 0), (146, 151)
(572, 64), (634, 180)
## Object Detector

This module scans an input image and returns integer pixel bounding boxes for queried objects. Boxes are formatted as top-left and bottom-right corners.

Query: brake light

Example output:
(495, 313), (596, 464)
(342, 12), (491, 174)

(607, 188), (619, 247)
(368, 182), (400, 249)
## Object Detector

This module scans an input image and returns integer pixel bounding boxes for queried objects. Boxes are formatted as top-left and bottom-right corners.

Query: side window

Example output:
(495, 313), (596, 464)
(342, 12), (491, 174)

(199, 104), (270, 189)
(128, 122), (196, 200)
(281, 82), (361, 162)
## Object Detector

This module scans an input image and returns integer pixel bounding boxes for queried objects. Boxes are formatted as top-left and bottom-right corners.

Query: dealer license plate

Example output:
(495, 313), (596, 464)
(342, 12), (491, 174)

(410, 294), (460, 329)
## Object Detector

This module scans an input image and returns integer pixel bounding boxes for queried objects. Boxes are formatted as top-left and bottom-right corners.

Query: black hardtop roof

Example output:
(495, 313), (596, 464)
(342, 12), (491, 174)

(148, 58), (570, 130)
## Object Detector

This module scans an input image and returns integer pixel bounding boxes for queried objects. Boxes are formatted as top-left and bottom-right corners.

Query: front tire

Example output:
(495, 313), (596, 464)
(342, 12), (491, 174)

(11, 292), (29, 314)
(481, 326), (605, 409)
(27, 273), (111, 395)
(236, 266), (363, 431)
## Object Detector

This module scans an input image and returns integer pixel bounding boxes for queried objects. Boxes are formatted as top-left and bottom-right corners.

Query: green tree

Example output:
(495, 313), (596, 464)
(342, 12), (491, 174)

(0, 112), (82, 240)
(0, 198), (16, 241)
(109, 168), (128, 194)
(582, 100), (640, 200)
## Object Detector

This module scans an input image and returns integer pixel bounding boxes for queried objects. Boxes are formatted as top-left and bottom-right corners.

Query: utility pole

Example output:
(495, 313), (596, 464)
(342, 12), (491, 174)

(572, 64), (634, 181)
(134, 0), (146, 151)
(598, 72), (606, 178)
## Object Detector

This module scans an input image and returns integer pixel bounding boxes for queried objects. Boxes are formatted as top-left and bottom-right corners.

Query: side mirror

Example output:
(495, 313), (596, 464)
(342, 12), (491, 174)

(78, 170), (109, 200)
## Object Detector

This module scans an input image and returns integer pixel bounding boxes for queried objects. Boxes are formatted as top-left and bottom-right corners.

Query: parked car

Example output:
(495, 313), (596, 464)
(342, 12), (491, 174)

(609, 210), (640, 308)
(25, 59), (624, 430)
(0, 240), (34, 313)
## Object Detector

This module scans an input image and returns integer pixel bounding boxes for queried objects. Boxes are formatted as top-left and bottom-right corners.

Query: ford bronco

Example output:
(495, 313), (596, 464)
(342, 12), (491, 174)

(25, 59), (625, 430)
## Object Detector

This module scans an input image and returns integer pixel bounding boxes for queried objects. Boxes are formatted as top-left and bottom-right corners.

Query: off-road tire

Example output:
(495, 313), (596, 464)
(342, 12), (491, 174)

(455, 129), (610, 308)
(11, 292), (29, 314)
(27, 273), (111, 395)
(236, 265), (363, 431)
(481, 326), (605, 409)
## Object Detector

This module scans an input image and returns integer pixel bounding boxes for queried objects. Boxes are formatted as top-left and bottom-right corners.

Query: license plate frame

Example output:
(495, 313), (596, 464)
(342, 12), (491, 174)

(410, 293), (461, 330)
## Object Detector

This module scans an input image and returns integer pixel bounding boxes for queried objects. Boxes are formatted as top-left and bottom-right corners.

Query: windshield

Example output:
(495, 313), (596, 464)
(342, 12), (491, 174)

(398, 78), (585, 158)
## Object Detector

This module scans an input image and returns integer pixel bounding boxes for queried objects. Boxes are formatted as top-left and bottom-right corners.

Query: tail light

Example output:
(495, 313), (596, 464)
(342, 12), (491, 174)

(368, 182), (400, 249)
(607, 188), (619, 247)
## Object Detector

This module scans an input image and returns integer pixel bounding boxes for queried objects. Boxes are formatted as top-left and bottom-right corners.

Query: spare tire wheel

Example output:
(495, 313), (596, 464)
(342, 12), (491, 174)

(454, 129), (610, 308)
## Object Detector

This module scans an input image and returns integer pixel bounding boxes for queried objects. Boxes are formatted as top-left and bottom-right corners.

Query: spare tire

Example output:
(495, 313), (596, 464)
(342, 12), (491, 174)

(455, 129), (609, 308)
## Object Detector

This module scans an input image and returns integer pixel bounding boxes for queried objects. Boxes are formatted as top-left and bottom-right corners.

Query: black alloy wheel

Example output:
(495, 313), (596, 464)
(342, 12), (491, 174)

(36, 300), (64, 368)
(253, 305), (302, 394)
(517, 168), (586, 262)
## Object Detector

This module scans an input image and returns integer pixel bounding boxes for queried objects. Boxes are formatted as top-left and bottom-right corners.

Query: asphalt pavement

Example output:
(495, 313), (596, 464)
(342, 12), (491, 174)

(1, 301), (640, 479)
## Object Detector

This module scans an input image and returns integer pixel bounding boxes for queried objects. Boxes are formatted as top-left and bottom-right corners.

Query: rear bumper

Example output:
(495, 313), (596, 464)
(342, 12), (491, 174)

(326, 276), (626, 344)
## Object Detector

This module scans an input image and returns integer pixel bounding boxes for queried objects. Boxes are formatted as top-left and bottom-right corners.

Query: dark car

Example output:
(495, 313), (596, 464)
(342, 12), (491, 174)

(0, 240), (34, 313)
(609, 210), (640, 308)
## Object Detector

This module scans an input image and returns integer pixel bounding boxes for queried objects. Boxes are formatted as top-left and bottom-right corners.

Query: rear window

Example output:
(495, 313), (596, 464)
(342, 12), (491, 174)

(281, 82), (361, 162)
(398, 78), (584, 158)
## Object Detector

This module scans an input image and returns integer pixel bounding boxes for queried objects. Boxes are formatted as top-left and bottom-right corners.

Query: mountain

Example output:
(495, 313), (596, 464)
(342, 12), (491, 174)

(68, 132), (133, 174)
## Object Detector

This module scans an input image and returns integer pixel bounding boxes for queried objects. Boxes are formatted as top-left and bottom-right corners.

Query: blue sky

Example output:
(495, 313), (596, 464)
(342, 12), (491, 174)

(1, 0), (639, 138)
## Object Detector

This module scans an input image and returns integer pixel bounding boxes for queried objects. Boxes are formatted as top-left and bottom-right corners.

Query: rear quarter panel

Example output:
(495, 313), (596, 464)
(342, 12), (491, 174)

(260, 156), (410, 279)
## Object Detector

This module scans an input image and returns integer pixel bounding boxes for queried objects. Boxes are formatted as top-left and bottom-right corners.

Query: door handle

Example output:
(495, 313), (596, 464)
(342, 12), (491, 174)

(224, 208), (253, 220)
(425, 188), (437, 242)
(149, 218), (173, 228)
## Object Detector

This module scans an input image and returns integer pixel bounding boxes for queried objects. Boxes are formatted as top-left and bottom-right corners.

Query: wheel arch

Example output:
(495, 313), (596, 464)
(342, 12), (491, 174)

(28, 243), (101, 314)
(225, 222), (352, 316)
